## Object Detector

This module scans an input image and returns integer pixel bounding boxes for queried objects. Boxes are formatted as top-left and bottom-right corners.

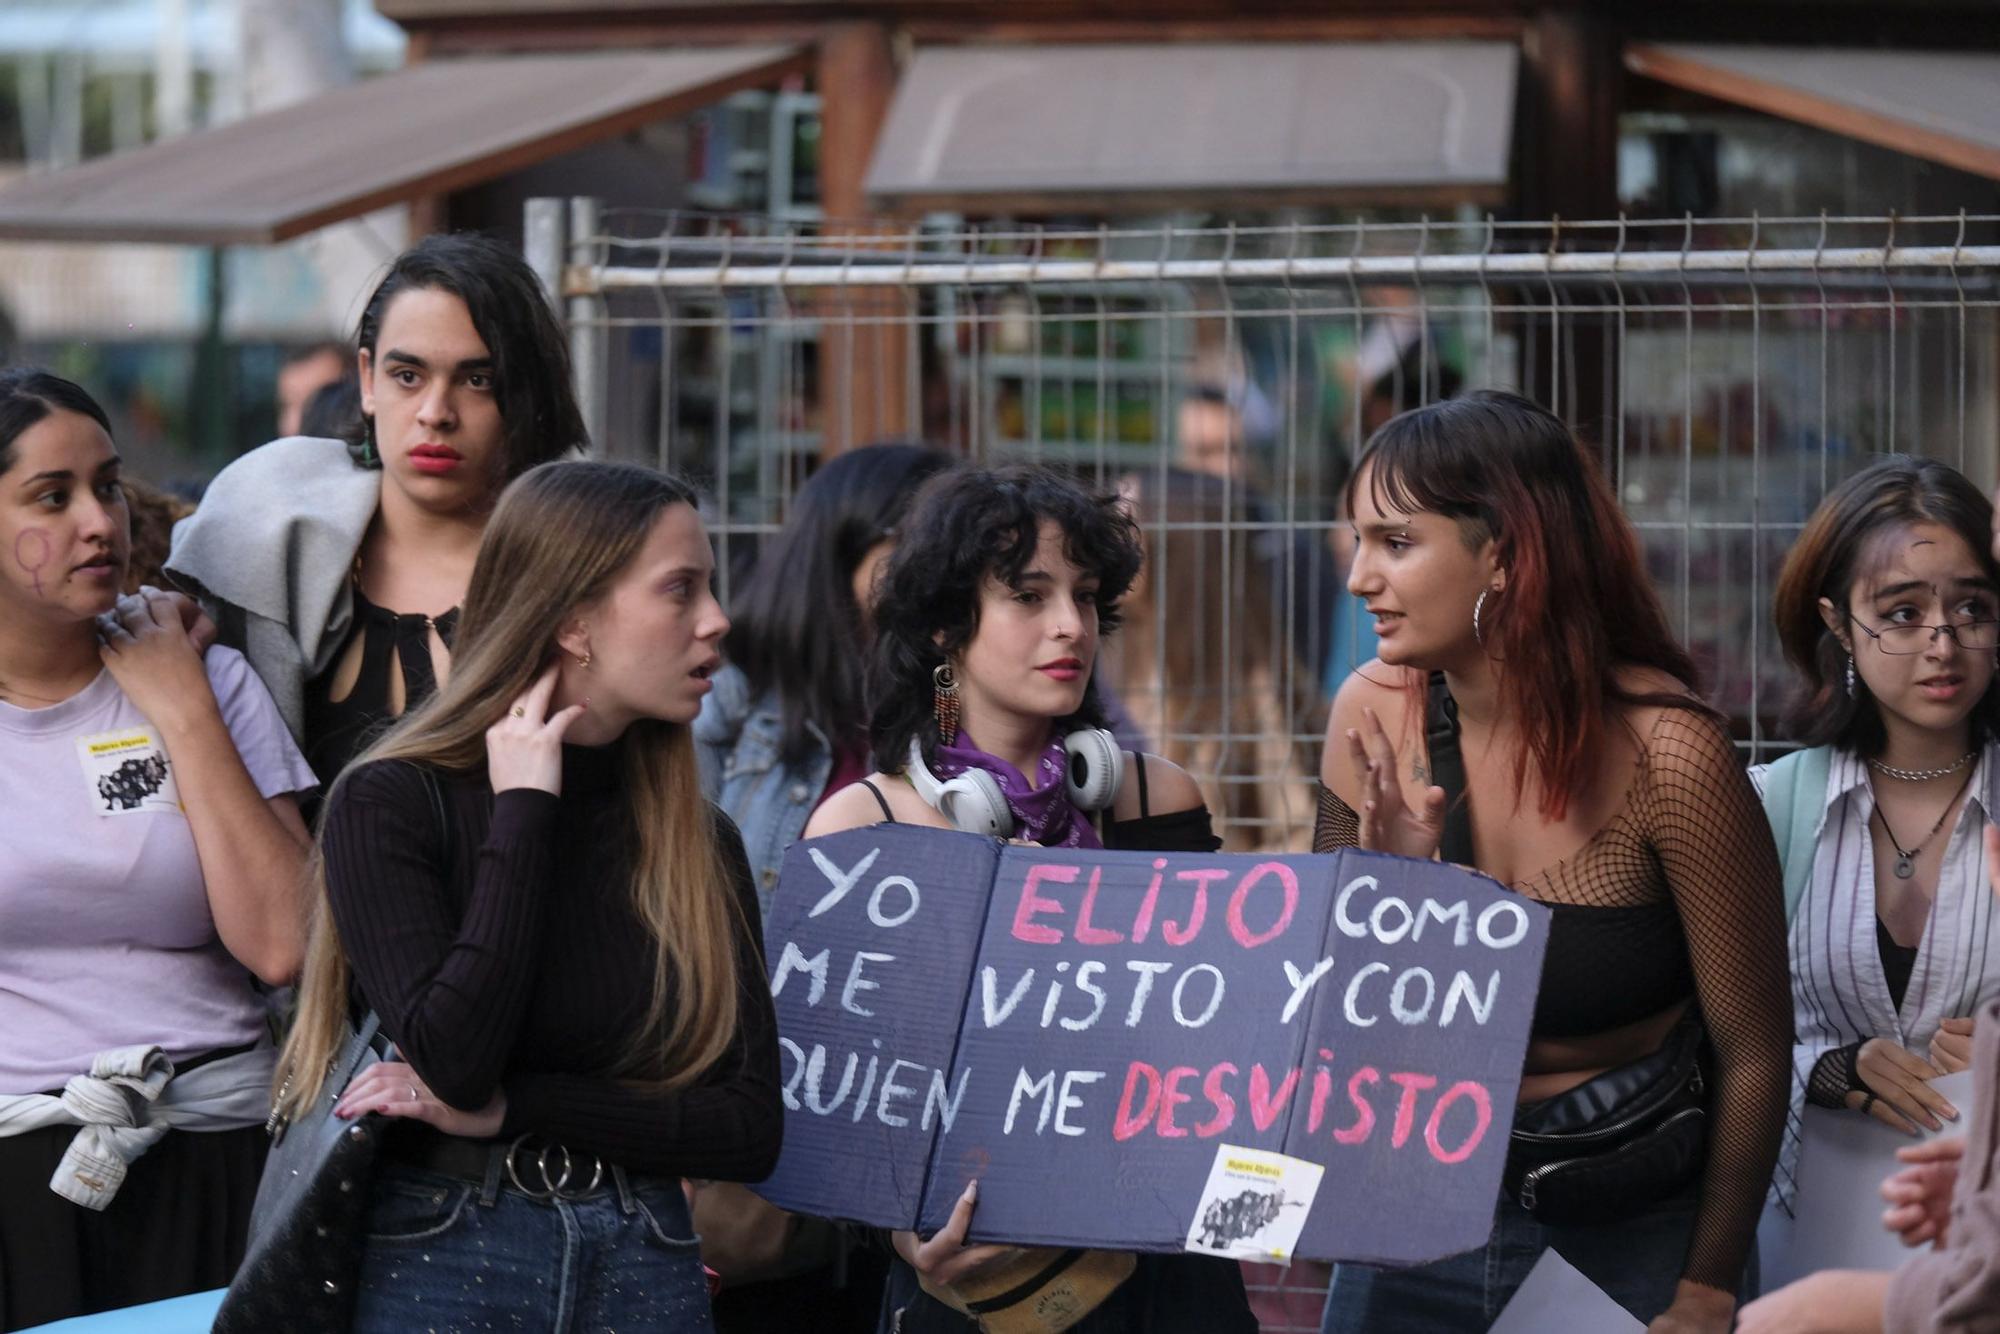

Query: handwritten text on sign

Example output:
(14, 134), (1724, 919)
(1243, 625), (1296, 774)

(753, 827), (1549, 1266)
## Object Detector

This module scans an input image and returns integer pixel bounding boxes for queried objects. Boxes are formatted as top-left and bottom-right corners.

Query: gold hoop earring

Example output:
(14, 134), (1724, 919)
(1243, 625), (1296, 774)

(574, 648), (592, 670)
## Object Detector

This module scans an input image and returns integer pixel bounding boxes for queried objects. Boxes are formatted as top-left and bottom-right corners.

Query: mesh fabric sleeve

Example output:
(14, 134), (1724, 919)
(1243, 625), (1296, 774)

(1313, 784), (1360, 854)
(1638, 709), (1793, 1292)
(1806, 1041), (1864, 1109)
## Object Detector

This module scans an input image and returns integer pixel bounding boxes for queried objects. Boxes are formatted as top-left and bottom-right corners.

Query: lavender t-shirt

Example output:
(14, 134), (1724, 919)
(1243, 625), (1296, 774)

(0, 647), (317, 1094)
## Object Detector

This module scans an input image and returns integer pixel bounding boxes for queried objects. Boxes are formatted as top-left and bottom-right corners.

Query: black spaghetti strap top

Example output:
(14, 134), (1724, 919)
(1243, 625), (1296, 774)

(303, 585), (460, 793)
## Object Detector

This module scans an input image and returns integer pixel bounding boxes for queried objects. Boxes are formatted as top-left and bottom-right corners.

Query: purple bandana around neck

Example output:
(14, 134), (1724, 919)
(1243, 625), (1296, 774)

(932, 731), (1102, 849)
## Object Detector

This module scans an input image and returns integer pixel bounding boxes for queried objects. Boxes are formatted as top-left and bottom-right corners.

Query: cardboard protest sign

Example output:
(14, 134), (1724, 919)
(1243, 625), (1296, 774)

(755, 826), (1549, 1267)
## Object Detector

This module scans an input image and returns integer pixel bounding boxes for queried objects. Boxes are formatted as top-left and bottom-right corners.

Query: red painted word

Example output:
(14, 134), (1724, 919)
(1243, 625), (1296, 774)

(1109, 1055), (1492, 1166)
(1010, 859), (1299, 950)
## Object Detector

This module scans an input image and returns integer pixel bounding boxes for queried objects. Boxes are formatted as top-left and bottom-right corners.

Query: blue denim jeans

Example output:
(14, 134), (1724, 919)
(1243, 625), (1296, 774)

(351, 1161), (714, 1333)
(1319, 1183), (1756, 1333)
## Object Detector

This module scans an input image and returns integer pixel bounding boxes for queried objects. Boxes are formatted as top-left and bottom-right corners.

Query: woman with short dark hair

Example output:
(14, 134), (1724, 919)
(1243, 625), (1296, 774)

(807, 463), (1258, 1334)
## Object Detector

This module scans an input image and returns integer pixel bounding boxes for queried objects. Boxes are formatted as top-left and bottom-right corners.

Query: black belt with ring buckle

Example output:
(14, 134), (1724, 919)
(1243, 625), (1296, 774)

(504, 1133), (605, 1201)
(386, 1128), (613, 1201)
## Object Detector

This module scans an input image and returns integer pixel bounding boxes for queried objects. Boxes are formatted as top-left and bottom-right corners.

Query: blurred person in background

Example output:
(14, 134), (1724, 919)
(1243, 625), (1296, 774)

(298, 374), (361, 444)
(120, 475), (193, 594)
(274, 341), (347, 440)
(1112, 465), (1322, 851)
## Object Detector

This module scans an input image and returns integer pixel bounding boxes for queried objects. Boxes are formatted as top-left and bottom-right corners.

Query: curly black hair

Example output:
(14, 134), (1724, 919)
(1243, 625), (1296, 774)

(868, 464), (1142, 774)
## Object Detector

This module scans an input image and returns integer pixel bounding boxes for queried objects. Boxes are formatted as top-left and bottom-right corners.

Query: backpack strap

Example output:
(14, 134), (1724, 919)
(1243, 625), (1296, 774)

(1759, 745), (1832, 924)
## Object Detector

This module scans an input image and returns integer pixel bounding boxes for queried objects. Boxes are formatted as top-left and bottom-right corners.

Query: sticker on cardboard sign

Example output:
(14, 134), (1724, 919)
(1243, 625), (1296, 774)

(75, 727), (180, 816)
(1183, 1144), (1323, 1263)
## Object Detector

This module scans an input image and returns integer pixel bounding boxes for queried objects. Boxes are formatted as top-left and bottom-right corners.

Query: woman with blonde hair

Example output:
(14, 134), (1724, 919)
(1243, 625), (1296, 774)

(265, 460), (780, 1330)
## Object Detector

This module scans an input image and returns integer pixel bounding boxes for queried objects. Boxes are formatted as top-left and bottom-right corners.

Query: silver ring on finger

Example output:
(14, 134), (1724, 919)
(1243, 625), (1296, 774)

(408, 1082), (420, 1103)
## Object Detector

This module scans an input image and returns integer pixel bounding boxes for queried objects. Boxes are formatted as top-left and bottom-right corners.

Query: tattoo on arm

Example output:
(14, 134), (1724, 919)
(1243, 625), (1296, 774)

(1412, 762), (1430, 785)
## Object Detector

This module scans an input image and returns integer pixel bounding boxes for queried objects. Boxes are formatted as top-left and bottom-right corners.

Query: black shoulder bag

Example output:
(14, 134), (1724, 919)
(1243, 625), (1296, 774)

(1424, 673), (1713, 1226)
(214, 770), (451, 1331)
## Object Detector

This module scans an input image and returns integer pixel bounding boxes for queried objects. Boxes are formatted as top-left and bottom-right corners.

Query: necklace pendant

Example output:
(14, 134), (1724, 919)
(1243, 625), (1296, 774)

(1894, 854), (1917, 879)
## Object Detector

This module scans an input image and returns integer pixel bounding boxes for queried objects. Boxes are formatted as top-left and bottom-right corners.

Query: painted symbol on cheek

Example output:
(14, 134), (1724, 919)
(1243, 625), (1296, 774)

(14, 529), (51, 598)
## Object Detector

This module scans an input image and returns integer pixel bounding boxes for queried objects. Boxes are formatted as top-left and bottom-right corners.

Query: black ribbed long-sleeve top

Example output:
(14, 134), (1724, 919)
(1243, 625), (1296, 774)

(319, 743), (782, 1181)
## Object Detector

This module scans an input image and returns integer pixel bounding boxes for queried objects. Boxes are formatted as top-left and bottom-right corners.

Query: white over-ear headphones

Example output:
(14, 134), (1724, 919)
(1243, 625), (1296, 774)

(906, 732), (1124, 838)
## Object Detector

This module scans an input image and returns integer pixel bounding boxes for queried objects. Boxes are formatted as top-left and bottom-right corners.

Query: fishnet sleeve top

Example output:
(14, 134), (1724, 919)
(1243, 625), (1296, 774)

(1313, 707), (1792, 1293)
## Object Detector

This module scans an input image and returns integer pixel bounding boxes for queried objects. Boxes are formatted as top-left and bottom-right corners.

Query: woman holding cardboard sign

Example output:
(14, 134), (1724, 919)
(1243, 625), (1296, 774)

(806, 464), (1258, 1334)
(1312, 391), (1790, 1333)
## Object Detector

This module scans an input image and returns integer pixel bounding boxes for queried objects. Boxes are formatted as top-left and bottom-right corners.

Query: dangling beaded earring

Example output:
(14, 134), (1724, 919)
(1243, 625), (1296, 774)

(1472, 589), (1490, 647)
(933, 662), (961, 745)
(1845, 654), (1857, 698)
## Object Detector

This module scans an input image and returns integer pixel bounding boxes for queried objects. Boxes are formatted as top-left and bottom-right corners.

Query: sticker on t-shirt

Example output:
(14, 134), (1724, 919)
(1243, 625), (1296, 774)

(75, 727), (181, 815)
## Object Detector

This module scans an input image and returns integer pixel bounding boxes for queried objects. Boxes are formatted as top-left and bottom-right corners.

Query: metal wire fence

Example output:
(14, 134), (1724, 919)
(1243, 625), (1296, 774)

(546, 205), (2000, 1327)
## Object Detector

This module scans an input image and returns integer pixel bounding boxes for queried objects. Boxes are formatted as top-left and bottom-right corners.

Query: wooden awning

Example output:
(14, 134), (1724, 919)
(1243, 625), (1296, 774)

(864, 41), (1519, 213)
(0, 47), (805, 245)
(1627, 43), (2000, 182)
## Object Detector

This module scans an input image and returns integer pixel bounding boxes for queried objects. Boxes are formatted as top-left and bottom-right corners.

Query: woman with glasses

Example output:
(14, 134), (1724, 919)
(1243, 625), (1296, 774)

(1753, 458), (2000, 1229)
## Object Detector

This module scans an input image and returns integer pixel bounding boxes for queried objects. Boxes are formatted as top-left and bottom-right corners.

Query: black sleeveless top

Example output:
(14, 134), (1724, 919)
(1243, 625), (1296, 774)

(302, 585), (460, 794)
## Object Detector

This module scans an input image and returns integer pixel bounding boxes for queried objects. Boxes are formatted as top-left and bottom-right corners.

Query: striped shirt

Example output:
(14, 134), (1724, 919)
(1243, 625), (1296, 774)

(1751, 745), (2000, 1210)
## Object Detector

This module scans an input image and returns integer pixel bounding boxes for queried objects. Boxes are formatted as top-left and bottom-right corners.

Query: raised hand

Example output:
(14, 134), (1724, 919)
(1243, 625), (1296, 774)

(1346, 706), (1448, 861)
(485, 663), (587, 796)
(97, 586), (218, 736)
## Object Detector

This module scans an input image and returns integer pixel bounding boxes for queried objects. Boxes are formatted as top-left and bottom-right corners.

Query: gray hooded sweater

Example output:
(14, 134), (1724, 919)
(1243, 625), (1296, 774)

(165, 436), (380, 744)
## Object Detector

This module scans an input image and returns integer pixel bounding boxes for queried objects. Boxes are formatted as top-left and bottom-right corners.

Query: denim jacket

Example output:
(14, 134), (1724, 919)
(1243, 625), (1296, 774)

(694, 664), (832, 911)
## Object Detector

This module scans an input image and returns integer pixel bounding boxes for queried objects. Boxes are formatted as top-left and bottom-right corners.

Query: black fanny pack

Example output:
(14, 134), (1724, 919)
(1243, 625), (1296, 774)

(1503, 1005), (1710, 1224)
(1424, 673), (1712, 1226)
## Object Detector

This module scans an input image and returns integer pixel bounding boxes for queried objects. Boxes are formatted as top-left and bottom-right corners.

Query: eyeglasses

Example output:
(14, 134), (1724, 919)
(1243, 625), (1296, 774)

(1849, 615), (2000, 655)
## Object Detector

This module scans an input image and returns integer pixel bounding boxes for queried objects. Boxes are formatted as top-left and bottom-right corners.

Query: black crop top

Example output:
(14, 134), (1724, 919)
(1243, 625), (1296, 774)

(303, 585), (460, 793)
(1314, 705), (1790, 1294)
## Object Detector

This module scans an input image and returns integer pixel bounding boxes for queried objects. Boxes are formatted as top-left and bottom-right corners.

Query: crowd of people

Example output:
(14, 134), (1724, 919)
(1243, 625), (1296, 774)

(1, 228), (1998, 1334)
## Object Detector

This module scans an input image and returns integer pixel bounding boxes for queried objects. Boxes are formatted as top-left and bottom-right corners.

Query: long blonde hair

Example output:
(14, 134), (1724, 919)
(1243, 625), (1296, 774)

(275, 461), (742, 1119)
